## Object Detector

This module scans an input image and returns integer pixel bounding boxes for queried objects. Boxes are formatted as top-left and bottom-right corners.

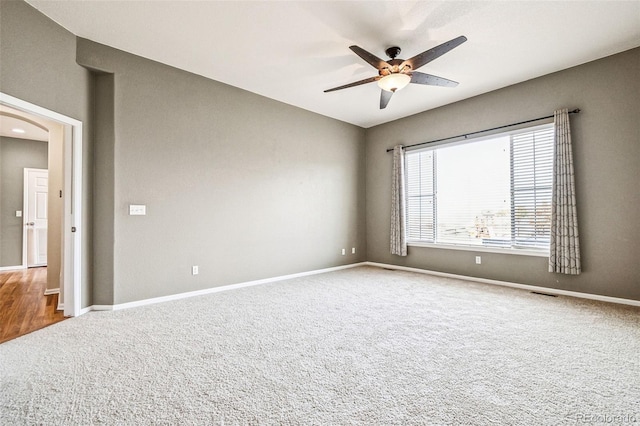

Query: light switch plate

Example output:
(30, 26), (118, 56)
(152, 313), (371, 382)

(16, 210), (22, 217)
(129, 204), (146, 215)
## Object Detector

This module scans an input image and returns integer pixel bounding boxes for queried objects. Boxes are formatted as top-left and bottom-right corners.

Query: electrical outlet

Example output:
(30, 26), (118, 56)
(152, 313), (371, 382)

(341, 248), (346, 255)
(352, 247), (356, 254)
(192, 265), (199, 275)
(475, 256), (482, 265)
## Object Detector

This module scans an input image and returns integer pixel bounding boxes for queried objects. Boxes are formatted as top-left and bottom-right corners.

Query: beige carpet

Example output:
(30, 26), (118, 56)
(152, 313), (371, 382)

(1, 266), (639, 425)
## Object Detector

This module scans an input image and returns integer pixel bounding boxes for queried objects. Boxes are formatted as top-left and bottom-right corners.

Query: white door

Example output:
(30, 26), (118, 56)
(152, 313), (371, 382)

(26, 168), (48, 267)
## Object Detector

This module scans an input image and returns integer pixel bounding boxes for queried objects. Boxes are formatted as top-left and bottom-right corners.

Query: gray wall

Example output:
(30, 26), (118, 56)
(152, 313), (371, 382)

(91, 72), (115, 304)
(2, 0), (638, 306)
(0, 0), (93, 307)
(0, 137), (48, 267)
(366, 47), (640, 301)
(76, 39), (367, 305)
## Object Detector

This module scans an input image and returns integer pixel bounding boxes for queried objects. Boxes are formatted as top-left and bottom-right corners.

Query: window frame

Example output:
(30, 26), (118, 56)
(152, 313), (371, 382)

(405, 122), (554, 257)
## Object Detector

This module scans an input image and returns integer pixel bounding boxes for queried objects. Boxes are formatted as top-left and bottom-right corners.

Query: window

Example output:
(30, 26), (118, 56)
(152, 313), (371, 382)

(406, 124), (554, 253)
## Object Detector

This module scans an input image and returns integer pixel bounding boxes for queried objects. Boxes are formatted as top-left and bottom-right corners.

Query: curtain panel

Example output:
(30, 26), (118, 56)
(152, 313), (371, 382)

(391, 145), (408, 256)
(549, 108), (581, 274)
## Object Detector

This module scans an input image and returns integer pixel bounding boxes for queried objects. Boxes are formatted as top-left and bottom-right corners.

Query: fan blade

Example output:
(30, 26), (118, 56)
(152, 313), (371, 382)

(350, 45), (392, 70)
(380, 90), (393, 109)
(401, 35), (467, 71)
(324, 76), (380, 93)
(410, 72), (459, 87)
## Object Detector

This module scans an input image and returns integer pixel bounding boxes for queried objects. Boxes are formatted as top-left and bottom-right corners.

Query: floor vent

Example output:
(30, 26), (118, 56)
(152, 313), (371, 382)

(531, 291), (558, 297)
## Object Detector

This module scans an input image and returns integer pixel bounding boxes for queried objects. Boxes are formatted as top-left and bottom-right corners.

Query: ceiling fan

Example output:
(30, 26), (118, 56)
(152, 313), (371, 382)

(324, 36), (467, 109)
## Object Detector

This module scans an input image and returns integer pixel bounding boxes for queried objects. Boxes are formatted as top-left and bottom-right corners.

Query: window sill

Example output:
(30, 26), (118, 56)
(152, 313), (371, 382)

(407, 241), (549, 257)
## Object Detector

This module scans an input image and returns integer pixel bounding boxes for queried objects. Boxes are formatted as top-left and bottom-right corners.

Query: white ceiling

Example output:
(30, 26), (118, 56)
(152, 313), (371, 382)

(0, 106), (49, 142)
(26, 1), (640, 128)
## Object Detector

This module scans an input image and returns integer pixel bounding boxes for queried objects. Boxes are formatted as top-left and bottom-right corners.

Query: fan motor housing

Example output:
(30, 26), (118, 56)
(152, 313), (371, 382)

(385, 46), (402, 59)
(379, 58), (406, 76)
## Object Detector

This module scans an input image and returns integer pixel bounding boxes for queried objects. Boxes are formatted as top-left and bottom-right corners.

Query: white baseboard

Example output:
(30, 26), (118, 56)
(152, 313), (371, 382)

(75, 260), (639, 316)
(78, 306), (93, 316)
(44, 288), (60, 296)
(85, 262), (368, 313)
(57, 302), (64, 311)
(365, 262), (640, 308)
(0, 265), (26, 272)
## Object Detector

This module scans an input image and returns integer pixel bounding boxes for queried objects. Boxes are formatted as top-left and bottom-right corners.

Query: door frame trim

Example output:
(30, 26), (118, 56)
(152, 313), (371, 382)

(23, 167), (49, 268)
(1, 92), (83, 317)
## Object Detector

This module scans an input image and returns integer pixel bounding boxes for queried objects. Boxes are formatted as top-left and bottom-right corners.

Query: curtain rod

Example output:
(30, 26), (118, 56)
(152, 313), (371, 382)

(386, 108), (581, 153)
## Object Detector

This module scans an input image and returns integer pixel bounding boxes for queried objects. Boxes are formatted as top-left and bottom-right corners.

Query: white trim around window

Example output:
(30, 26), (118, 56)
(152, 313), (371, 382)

(407, 241), (549, 257)
(405, 123), (555, 255)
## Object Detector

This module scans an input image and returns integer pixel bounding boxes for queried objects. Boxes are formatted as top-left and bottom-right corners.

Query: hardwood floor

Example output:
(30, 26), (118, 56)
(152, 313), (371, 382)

(0, 267), (66, 344)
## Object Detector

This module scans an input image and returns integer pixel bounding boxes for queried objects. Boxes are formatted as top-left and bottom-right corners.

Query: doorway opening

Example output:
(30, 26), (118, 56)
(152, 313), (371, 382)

(0, 92), (83, 317)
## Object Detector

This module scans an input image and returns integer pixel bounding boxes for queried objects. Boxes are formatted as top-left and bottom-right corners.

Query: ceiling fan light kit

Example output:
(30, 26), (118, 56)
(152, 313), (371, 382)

(325, 36), (467, 109)
(378, 73), (411, 92)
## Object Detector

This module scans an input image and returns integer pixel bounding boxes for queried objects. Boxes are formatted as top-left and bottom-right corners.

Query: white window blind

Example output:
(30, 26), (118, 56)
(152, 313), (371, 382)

(406, 124), (554, 252)
(407, 150), (436, 241)
(511, 127), (554, 248)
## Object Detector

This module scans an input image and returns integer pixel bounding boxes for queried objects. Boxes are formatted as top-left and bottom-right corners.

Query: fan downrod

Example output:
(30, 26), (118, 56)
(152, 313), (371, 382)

(385, 46), (402, 59)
